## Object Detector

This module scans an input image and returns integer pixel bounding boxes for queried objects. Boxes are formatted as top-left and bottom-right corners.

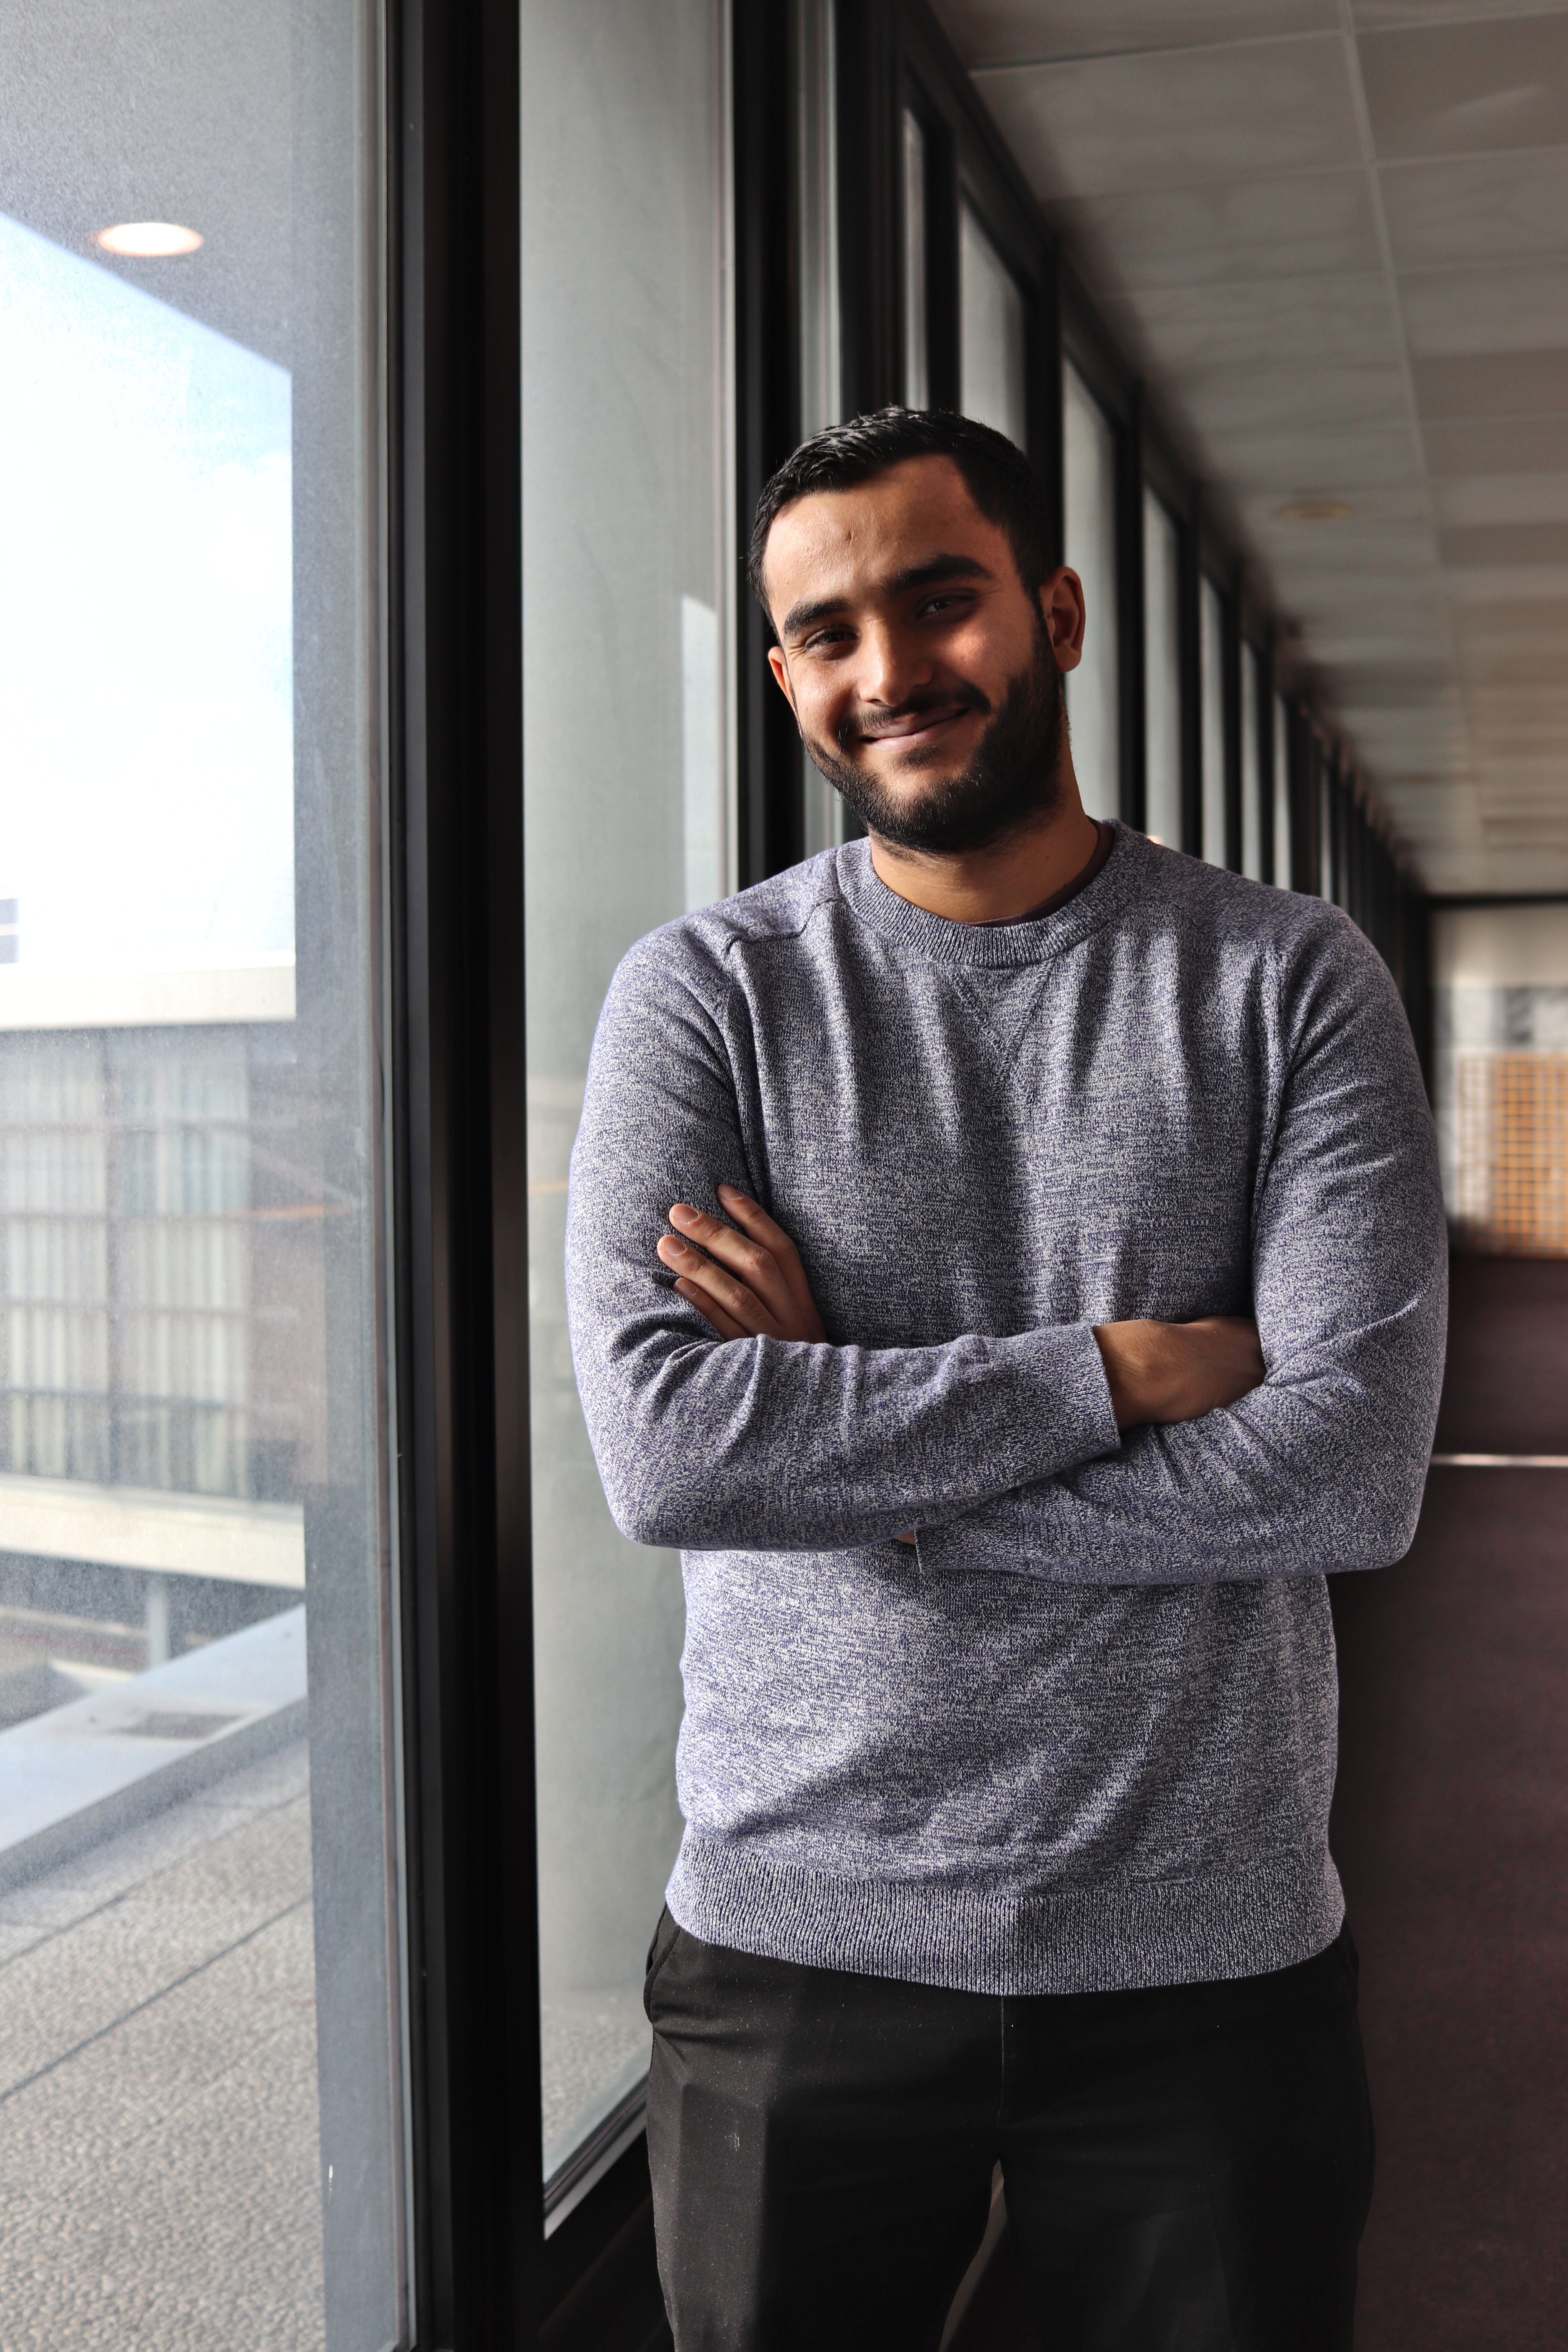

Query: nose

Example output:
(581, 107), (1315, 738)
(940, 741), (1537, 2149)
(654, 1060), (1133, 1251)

(854, 619), (935, 711)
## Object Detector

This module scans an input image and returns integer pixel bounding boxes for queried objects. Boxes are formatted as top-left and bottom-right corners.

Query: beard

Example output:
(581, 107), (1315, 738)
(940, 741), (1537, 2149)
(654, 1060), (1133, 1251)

(800, 623), (1067, 856)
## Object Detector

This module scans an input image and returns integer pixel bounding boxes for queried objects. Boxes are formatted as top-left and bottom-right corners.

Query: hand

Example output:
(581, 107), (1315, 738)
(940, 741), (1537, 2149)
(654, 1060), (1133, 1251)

(657, 1185), (828, 1344)
(1093, 1316), (1265, 1432)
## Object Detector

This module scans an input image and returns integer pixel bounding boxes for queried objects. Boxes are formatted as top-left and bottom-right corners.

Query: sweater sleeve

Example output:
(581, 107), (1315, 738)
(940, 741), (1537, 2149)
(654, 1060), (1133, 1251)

(566, 932), (1122, 1552)
(916, 919), (1448, 1586)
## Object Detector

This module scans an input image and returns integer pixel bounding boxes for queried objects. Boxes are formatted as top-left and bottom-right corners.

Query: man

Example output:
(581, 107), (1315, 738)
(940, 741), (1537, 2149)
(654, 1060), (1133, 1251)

(567, 408), (1446, 2349)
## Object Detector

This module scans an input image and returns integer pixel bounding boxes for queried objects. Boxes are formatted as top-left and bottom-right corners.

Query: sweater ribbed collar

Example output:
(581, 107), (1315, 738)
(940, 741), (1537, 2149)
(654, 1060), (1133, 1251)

(833, 820), (1143, 969)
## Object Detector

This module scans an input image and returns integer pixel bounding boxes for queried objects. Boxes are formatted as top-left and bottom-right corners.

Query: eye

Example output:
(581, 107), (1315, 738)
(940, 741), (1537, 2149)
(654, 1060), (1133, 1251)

(802, 625), (852, 653)
(919, 590), (975, 619)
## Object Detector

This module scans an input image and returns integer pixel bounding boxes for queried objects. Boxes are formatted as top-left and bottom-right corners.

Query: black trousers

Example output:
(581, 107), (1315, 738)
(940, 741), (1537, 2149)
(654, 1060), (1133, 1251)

(644, 1913), (1373, 2352)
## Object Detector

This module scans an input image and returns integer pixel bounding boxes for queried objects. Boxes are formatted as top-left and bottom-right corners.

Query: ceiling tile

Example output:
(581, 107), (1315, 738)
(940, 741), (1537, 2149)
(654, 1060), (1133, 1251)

(1441, 520), (1568, 563)
(1435, 471), (1568, 524)
(1212, 422), (1423, 492)
(1410, 347), (1568, 416)
(973, 35), (1361, 201)
(1053, 170), (1380, 294)
(1444, 559), (1568, 599)
(1357, 16), (1568, 160)
(1380, 149), (1568, 270)
(1399, 260), (1568, 357)
(1354, 1), (1568, 24)
(1423, 416), (1568, 474)
(1174, 357), (1409, 432)
(1100, 274), (1398, 372)
(929, 0), (1336, 68)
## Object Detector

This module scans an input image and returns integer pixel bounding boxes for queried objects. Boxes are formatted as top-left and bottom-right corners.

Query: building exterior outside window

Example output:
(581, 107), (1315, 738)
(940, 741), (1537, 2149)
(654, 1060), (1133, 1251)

(0, 2), (405, 2344)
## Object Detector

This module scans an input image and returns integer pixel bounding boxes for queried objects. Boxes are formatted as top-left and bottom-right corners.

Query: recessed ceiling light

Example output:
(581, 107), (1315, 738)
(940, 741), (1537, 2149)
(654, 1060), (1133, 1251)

(1278, 499), (1353, 523)
(96, 221), (203, 258)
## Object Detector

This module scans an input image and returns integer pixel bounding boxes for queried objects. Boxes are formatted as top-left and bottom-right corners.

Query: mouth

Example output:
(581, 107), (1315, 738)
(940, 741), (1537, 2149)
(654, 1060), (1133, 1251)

(854, 704), (977, 755)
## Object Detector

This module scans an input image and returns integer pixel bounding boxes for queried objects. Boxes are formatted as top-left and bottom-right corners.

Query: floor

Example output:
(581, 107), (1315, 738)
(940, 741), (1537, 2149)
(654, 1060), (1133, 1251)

(955, 1252), (1568, 2349)
(1331, 1255), (1568, 2350)
(0, 1739), (324, 2350)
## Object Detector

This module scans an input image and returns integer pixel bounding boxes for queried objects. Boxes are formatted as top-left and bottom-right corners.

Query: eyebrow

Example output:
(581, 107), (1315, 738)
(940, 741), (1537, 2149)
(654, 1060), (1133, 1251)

(778, 553), (997, 644)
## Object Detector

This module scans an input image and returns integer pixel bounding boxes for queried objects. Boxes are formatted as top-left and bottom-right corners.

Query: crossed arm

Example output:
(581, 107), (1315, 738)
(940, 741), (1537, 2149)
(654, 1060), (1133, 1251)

(568, 921), (1446, 1582)
(658, 1188), (1265, 1436)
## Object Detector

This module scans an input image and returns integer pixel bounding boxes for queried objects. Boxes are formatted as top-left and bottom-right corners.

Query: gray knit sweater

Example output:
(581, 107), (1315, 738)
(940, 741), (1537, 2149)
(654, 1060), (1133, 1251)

(567, 828), (1446, 1995)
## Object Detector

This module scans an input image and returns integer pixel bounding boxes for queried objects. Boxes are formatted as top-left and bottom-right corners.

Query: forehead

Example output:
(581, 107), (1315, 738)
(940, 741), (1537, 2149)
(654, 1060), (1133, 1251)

(762, 454), (1009, 608)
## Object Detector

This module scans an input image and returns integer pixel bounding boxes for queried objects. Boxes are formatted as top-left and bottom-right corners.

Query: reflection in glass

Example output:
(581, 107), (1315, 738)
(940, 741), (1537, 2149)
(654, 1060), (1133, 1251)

(903, 110), (928, 411)
(1143, 490), (1182, 849)
(1274, 694), (1292, 887)
(1062, 364), (1119, 822)
(959, 204), (1025, 450)
(1241, 641), (1263, 882)
(523, 0), (729, 2189)
(1200, 576), (1227, 867)
(0, 2), (400, 2343)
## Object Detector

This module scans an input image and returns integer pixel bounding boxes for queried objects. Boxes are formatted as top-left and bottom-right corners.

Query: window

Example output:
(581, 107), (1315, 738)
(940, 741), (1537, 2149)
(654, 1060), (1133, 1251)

(1200, 577), (1227, 868)
(1319, 759), (1336, 902)
(959, 203), (1026, 450)
(522, 0), (731, 2200)
(1143, 490), (1182, 849)
(0, 2), (402, 2341)
(1062, 364), (1120, 823)
(797, 0), (844, 859)
(797, 0), (841, 446)
(903, 109), (929, 410)
(1273, 694), (1292, 888)
(1241, 642), (1264, 882)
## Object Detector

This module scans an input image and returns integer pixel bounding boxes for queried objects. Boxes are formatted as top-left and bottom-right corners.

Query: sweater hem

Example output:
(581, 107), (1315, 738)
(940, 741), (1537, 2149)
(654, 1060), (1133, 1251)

(666, 1834), (1345, 1997)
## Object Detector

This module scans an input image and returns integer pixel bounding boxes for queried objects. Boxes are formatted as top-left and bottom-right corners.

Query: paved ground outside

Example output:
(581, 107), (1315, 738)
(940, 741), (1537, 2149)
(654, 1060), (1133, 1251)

(0, 1738), (324, 2350)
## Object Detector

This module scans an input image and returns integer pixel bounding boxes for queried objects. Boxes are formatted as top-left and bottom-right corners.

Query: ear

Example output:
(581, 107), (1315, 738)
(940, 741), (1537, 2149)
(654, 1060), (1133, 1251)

(1038, 567), (1086, 675)
(766, 644), (799, 716)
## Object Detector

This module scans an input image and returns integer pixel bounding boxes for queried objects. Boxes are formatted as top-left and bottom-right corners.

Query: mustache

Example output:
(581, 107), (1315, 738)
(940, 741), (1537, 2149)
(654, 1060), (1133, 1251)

(837, 682), (991, 751)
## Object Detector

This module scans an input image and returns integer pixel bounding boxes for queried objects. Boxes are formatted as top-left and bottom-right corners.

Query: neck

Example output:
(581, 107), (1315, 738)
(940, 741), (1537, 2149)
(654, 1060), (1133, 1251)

(866, 786), (1102, 925)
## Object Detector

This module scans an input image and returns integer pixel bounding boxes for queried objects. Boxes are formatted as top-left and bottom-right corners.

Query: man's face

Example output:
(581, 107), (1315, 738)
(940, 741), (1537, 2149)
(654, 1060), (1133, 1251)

(763, 454), (1085, 855)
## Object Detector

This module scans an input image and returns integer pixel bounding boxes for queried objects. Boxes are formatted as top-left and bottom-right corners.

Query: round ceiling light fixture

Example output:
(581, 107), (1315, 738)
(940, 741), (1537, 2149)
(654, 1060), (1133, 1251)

(1278, 498), (1353, 523)
(95, 221), (203, 258)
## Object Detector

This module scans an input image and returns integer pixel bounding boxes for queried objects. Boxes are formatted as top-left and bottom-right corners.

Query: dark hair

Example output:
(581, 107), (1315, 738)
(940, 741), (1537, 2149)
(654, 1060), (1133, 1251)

(747, 407), (1054, 633)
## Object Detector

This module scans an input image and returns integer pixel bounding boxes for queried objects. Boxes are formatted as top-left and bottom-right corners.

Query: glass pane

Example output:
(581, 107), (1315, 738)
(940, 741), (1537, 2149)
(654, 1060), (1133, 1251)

(523, 0), (728, 2187)
(1062, 364), (1120, 822)
(1200, 576), (1227, 867)
(1143, 490), (1182, 849)
(960, 203), (1026, 449)
(0, 6), (401, 2347)
(1274, 694), (1292, 888)
(798, 0), (844, 861)
(903, 110), (929, 410)
(797, 0), (840, 445)
(1241, 642), (1263, 881)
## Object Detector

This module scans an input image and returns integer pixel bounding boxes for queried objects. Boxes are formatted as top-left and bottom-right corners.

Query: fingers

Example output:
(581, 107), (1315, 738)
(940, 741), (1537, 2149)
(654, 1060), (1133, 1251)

(657, 1229), (780, 1335)
(665, 1198), (800, 1328)
(671, 1276), (748, 1341)
(716, 1185), (828, 1341)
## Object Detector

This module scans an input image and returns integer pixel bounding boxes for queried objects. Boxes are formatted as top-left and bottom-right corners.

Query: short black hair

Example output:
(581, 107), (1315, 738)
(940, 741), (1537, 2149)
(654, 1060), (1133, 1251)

(747, 407), (1054, 634)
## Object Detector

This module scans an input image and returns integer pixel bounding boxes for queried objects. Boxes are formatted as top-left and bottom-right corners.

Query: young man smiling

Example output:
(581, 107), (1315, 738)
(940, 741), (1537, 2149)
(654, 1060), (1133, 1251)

(567, 410), (1446, 2350)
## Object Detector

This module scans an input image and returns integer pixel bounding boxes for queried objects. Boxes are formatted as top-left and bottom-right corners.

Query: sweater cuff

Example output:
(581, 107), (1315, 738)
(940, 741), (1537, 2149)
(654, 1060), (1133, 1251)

(917, 1321), (1120, 1570)
(1013, 1318), (1122, 1477)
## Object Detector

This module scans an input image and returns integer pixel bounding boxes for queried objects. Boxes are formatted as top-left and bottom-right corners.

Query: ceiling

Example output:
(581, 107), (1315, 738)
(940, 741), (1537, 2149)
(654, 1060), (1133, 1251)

(930, 0), (1568, 895)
